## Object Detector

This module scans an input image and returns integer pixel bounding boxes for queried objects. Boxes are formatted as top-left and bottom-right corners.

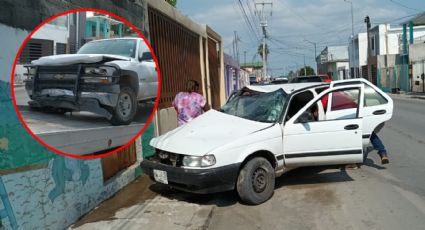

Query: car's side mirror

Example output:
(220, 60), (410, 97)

(296, 111), (310, 123)
(139, 52), (153, 62)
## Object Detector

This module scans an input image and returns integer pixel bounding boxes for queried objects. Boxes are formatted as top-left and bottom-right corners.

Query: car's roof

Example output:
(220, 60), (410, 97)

(295, 76), (321, 79)
(246, 82), (326, 94)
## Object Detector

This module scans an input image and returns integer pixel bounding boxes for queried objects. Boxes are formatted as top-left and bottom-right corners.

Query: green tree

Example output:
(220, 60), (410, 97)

(298, 66), (315, 76)
(165, 0), (177, 7)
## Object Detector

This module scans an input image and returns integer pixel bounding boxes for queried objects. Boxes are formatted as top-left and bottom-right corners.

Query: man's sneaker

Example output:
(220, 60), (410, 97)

(380, 154), (389, 165)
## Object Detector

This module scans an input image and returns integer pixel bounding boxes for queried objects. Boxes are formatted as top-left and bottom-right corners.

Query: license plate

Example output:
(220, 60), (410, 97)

(153, 169), (168, 184)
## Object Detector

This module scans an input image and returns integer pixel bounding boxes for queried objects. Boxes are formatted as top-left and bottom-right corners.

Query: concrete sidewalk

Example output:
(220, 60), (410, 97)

(69, 175), (216, 230)
(389, 92), (425, 100)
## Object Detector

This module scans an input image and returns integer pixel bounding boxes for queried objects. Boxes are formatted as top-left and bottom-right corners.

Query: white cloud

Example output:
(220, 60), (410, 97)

(180, 0), (415, 74)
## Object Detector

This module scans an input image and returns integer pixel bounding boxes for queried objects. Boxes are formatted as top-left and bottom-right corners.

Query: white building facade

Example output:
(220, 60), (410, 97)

(349, 23), (425, 92)
(316, 46), (349, 80)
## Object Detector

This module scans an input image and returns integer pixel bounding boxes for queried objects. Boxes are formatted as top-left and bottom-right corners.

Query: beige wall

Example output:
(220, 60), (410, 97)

(146, 1), (224, 135)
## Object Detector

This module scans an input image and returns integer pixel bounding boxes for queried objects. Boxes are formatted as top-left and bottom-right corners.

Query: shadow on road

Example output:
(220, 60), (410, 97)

(363, 146), (387, 170)
(148, 183), (238, 207)
(149, 165), (358, 207)
(275, 165), (354, 189)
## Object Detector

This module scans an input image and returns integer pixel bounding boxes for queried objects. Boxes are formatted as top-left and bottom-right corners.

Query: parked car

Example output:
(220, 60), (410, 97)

(318, 74), (332, 83)
(270, 78), (289, 84)
(141, 79), (393, 204)
(290, 75), (331, 83)
(24, 38), (157, 125)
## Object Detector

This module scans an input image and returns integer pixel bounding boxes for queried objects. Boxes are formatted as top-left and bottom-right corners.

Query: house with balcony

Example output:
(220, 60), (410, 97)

(316, 46), (349, 80)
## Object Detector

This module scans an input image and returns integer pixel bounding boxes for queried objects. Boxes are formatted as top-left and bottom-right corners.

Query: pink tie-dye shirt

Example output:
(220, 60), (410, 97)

(172, 92), (206, 126)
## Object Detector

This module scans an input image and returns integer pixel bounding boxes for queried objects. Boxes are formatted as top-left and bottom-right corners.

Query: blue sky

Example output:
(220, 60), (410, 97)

(176, 0), (425, 76)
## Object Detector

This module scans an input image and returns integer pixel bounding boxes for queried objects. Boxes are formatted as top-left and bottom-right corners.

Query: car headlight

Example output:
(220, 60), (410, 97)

(182, 155), (216, 167)
(84, 66), (115, 76)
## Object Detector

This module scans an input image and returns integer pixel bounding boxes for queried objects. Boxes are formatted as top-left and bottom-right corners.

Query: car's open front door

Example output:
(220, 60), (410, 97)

(283, 84), (364, 167)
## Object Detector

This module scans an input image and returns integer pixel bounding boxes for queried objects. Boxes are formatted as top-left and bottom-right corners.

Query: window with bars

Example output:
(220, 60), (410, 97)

(56, 43), (67, 55)
(19, 38), (53, 64)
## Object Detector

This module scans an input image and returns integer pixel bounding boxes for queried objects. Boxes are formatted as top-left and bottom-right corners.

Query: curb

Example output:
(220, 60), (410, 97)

(389, 94), (425, 101)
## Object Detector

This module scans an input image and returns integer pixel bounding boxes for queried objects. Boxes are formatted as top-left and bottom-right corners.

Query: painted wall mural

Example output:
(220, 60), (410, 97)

(0, 156), (139, 229)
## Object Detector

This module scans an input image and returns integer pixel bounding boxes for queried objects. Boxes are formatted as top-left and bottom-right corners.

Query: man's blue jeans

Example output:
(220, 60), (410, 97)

(371, 132), (387, 156)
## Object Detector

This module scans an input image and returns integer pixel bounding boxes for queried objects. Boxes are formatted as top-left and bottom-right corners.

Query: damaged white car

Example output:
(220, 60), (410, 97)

(141, 79), (393, 204)
(24, 38), (157, 125)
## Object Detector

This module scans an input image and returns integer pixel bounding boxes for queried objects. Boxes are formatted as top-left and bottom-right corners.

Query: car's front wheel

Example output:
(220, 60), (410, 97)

(108, 86), (137, 126)
(236, 157), (275, 205)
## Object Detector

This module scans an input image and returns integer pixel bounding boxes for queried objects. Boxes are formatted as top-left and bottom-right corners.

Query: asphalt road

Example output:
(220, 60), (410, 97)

(13, 86), (154, 124)
(72, 96), (425, 230)
(13, 86), (30, 106)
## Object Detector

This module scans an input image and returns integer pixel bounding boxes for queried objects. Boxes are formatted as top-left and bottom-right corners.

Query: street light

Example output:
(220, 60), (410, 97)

(344, 0), (355, 78)
(304, 39), (317, 74)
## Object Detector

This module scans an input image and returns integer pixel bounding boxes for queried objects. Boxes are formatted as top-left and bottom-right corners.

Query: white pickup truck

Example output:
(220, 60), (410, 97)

(24, 38), (157, 125)
(141, 79), (393, 205)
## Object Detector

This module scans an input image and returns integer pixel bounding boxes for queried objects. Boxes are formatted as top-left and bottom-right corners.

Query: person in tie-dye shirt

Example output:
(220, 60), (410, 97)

(172, 80), (207, 126)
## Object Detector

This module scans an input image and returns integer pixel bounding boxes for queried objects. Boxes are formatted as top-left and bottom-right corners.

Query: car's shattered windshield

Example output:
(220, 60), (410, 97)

(77, 39), (137, 58)
(221, 88), (287, 123)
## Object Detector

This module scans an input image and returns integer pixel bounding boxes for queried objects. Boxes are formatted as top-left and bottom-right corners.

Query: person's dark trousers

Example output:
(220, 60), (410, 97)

(370, 132), (387, 156)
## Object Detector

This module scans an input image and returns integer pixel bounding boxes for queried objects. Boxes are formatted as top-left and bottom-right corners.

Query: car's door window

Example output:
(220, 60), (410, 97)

(285, 90), (314, 121)
(298, 88), (361, 122)
(138, 41), (150, 61)
(327, 88), (360, 120)
(363, 84), (388, 107)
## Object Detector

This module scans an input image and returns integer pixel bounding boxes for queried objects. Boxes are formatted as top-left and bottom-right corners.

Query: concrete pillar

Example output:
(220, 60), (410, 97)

(118, 23), (123, 37)
(224, 65), (230, 97)
(409, 21), (414, 44)
(96, 17), (100, 39)
(103, 20), (108, 38)
(235, 68), (240, 90)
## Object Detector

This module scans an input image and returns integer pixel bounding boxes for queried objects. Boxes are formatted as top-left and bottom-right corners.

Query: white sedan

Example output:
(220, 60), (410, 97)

(141, 78), (393, 204)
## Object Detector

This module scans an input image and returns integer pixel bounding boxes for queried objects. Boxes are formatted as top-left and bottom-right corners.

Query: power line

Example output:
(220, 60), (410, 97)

(235, 0), (261, 41)
(389, 0), (421, 12)
(245, 0), (261, 37)
(275, 0), (334, 32)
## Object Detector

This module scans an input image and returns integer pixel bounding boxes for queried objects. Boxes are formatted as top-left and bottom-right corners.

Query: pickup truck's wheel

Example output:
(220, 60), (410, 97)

(236, 157), (275, 205)
(109, 86), (137, 126)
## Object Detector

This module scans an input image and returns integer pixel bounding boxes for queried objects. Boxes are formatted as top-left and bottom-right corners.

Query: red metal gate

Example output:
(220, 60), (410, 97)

(148, 8), (203, 109)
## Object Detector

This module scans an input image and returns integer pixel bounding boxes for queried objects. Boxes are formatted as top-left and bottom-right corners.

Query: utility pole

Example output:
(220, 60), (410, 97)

(345, 0), (355, 78)
(244, 51), (247, 66)
(234, 31), (240, 64)
(365, 15), (371, 81)
(255, 0), (273, 81)
(304, 39), (317, 74)
(303, 54), (307, 76)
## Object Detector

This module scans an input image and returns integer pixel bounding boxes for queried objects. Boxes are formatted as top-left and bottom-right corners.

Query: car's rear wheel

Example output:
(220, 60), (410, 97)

(109, 86), (137, 126)
(236, 157), (275, 205)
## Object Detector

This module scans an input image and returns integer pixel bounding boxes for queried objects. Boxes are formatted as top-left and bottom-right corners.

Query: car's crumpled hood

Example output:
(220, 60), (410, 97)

(32, 54), (130, 66)
(150, 110), (274, 156)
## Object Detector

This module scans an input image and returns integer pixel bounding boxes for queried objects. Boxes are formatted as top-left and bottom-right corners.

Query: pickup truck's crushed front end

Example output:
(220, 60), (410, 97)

(140, 149), (241, 194)
(24, 64), (120, 119)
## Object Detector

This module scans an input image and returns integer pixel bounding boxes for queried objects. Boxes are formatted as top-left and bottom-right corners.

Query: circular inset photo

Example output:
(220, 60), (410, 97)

(11, 9), (160, 158)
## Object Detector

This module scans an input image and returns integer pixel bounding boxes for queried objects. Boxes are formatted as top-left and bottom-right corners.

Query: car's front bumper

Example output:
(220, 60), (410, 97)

(140, 159), (241, 194)
(25, 80), (120, 119)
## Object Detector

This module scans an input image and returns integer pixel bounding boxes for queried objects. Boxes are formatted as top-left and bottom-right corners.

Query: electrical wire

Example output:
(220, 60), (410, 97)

(389, 0), (421, 12)
(235, 0), (261, 41)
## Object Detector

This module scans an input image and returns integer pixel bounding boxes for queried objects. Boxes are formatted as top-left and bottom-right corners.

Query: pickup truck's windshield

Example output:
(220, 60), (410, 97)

(77, 39), (137, 58)
(221, 89), (287, 123)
